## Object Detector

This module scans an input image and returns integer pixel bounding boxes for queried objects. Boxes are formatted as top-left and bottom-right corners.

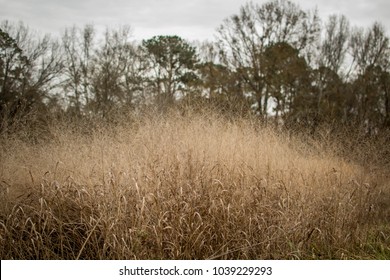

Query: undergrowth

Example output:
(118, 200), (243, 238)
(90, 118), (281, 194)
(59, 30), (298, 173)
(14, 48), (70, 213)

(0, 109), (389, 259)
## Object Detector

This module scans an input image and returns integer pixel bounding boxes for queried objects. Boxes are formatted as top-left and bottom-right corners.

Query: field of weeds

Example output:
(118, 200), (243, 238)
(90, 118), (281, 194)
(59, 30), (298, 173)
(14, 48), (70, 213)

(0, 109), (389, 259)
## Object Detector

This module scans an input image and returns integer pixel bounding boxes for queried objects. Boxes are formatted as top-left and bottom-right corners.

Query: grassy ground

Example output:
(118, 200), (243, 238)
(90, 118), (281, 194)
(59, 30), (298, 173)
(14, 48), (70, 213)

(0, 109), (389, 259)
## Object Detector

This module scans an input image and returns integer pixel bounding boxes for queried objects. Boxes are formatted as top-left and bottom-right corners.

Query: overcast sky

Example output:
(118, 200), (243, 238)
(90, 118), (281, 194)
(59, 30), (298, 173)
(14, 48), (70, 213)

(1, 0), (389, 41)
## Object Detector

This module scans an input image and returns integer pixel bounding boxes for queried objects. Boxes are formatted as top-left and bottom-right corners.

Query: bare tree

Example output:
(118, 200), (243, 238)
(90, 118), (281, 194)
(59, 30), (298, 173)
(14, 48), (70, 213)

(89, 25), (143, 116)
(320, 14), (350, 76)
(350, 22), (389, 75)
(1, 20), (63, 114)
(62, 24), (95, 115)
(349, 22), (390, 131)
(216, 0), (320, 118)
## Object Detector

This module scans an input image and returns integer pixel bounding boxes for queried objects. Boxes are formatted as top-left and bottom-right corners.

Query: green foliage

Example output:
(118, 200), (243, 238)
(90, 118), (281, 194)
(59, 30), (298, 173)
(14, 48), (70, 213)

(142, 35), (199, 106)
(0, 27), (29, 107)
(261, 42), (310, 119)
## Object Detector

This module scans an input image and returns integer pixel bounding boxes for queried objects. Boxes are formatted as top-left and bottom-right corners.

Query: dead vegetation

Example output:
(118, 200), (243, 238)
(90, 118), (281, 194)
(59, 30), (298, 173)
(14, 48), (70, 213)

(0, 109), (389, 259)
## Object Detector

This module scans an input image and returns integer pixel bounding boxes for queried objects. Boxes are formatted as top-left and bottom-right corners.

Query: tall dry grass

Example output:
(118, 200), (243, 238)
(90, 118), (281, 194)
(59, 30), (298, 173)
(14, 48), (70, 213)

(0, 109), (389, 259)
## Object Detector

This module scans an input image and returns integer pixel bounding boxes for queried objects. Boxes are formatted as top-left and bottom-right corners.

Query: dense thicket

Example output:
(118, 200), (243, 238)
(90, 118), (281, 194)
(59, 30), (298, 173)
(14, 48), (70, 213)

(1, 0), (390, 134)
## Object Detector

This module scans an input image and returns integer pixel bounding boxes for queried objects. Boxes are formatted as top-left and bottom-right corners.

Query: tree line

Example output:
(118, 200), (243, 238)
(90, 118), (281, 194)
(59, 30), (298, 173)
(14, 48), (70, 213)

(1, 0), (390, 134)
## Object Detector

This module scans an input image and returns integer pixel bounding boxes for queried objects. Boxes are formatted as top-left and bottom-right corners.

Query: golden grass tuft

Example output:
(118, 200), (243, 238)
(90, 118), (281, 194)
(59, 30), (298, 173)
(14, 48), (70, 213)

(0, 109), (389, 259)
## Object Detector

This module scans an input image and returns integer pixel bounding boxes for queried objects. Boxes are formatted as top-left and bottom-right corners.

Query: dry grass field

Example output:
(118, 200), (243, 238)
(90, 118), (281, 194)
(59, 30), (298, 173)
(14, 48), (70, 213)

(0, 108), (389, 259)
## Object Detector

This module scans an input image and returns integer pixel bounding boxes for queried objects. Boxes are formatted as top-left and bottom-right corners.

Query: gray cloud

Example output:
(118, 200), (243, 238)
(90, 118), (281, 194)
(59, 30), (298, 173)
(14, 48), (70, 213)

(0, 0), (389, 40)
(297, 0), (390, 28)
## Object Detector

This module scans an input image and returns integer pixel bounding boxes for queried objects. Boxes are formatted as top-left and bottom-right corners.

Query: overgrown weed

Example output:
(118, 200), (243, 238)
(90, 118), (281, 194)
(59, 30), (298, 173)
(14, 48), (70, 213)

(0, 108), (389, 259)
